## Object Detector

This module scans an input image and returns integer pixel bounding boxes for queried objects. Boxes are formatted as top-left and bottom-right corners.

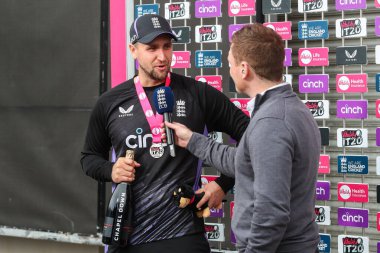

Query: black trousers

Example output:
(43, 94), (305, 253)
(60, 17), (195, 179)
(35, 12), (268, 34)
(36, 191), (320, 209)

(107, 233), (210, 253)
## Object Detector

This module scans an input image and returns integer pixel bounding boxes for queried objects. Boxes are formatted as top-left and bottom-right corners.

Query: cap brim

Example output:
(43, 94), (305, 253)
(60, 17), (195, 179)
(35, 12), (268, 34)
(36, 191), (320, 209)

(137, 31), (178, 44)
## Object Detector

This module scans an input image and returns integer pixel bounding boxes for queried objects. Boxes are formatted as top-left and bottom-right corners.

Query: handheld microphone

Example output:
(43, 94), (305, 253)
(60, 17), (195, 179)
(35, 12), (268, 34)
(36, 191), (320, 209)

(152, 86), (176, 157)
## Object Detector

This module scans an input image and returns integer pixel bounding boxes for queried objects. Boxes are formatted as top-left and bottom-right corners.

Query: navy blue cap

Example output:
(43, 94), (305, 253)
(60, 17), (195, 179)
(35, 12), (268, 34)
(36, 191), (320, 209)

(130, 14), (178, 44)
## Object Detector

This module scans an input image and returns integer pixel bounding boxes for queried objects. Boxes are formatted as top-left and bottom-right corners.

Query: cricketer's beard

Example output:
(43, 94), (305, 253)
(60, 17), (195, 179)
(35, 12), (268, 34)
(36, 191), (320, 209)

(139, 63), (170, 83)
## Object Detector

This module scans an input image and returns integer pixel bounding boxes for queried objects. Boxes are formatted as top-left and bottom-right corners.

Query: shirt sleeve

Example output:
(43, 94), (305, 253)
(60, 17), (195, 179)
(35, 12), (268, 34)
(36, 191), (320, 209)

(196, 82), (249, 192)
(187, 132), (236, 178)
(246, 118), (293, 253)
(80, 98), (114, 182)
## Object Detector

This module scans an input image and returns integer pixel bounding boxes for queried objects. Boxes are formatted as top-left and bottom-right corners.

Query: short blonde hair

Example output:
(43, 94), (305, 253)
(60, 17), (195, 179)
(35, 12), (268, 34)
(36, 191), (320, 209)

(231, 23), (285, 82)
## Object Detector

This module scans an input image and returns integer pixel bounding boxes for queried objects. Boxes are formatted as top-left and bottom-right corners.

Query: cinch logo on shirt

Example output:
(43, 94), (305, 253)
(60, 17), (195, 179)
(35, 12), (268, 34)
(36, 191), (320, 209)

(125, 128), (152, 149)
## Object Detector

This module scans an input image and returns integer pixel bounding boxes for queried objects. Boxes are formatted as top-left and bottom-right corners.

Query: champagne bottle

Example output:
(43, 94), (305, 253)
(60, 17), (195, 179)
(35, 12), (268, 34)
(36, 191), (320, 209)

(102, 150), (134, 246)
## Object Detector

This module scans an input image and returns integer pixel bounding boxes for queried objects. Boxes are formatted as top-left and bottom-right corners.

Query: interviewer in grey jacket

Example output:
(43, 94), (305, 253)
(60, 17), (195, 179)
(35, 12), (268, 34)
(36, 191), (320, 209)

(165, 23), (321, 253)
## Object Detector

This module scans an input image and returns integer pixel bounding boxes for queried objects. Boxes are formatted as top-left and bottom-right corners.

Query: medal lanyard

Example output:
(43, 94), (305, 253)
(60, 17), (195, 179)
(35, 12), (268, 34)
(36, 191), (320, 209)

(134, 73), (171, 143)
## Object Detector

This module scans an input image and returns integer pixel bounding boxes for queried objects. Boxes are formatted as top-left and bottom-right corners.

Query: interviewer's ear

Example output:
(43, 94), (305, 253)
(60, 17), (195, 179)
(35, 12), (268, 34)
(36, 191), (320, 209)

(240, 62), (249, 78)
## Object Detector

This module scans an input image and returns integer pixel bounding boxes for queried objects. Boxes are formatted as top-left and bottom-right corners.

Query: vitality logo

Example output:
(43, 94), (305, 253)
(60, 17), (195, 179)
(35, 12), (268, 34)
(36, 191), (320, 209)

(337, 182), (369, 202)
(171, 51), (191, 69)
(336, 74), (367, 93)
(228, 0), (256, 16)
(299, 47), (329, 66)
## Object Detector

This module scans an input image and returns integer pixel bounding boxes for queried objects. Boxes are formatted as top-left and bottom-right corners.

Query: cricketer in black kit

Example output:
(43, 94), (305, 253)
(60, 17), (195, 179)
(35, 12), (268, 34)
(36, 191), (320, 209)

(80, 14), (249, 253)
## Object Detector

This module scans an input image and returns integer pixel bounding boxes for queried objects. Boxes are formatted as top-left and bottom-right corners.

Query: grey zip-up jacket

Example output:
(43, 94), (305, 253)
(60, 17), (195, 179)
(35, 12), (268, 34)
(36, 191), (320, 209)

(187, 84), (320, 253)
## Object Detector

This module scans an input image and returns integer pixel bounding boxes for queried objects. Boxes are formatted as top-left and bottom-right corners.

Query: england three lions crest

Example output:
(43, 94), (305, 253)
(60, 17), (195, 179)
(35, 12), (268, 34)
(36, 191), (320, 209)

(176, 100), (186, 117)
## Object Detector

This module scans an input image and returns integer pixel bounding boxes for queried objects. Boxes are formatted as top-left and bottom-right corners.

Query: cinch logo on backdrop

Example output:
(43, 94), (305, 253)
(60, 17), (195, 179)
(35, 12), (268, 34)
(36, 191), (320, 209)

(335, 0), (367, 10)
(337, 182), (368, 203)
(336, 100), (368, 119)
(337, 155), (369, 174)
(316, 181), (330, 201)
(318, 234), (331, 253)
(284, 48), (292, 66)
(336, 74), (368, 93)
(337, 207), (369, 228)
(125, 128), (153, 149)
(195, 0), (221, 18)
(315, 206), (331, 225)
(375, 17), (380, 36)
(228, 23), (247, 42)
(338, 235), (369, 253)
(299, 74), (329, 93)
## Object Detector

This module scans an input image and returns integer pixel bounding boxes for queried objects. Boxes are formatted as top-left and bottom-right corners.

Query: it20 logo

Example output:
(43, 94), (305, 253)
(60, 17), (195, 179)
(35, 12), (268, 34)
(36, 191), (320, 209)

(205, 224), (220, 240)
(340, 236), (366, 253)
(341, 130), (363, 147)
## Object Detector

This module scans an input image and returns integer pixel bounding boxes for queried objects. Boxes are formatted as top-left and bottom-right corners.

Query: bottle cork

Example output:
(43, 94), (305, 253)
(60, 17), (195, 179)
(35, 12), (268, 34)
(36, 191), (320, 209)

(125, 150), (135, 160)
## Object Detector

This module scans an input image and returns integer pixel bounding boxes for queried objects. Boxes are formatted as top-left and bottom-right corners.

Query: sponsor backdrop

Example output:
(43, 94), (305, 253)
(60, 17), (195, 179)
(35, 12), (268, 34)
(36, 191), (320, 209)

(132, 0), (380, 252)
